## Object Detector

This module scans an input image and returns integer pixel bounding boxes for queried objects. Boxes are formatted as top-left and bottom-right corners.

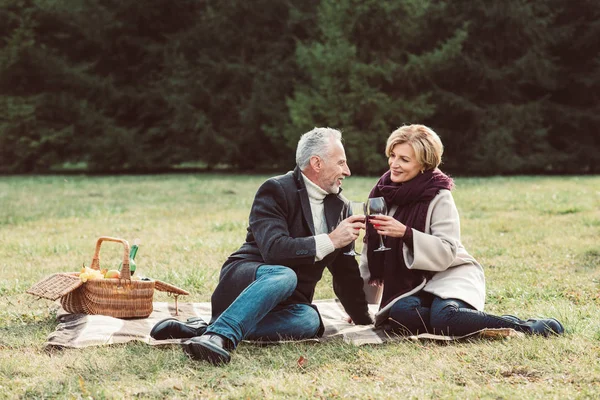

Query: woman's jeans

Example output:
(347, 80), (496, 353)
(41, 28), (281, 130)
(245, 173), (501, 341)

(388, 291), (521, 336)
(206, 265), (321, 348)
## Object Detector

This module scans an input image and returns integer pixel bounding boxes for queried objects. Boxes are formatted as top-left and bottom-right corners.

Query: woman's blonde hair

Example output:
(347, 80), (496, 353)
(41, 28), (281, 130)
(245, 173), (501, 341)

(385, 124), (444, 171)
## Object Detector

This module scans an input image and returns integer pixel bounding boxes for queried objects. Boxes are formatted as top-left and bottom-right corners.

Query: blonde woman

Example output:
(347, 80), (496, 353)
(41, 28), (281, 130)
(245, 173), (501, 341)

(361, 124), (563, 337)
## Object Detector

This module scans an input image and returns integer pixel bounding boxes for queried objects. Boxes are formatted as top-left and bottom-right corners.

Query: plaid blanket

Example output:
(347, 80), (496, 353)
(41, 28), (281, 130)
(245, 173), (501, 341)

(45, 299), (522, 349)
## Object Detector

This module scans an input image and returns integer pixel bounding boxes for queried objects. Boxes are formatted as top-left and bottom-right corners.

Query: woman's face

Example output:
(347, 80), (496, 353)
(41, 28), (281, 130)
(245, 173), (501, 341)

(388, 142), (423, 183)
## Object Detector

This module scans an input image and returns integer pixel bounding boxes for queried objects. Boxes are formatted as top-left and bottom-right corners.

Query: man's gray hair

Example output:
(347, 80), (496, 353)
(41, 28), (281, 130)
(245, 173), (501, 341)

(296, 127), (342, 169)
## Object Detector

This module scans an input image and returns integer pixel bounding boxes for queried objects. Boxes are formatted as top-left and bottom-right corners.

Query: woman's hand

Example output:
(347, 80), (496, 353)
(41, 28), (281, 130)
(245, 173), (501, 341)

(368, 215), (406, 238)
(368, 278), (383, 287)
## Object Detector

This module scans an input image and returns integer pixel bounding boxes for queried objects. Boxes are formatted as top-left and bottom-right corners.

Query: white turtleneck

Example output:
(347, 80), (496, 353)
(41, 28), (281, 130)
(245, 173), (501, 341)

(301, 173), (336, 261)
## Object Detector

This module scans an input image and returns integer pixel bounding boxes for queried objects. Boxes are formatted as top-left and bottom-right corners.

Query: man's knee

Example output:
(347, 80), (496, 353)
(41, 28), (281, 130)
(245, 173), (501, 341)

(305, 311), (321, 336)
(292, 304), (320, 337)
(298, 304), (319, 321)
(257, 265), (298, 296)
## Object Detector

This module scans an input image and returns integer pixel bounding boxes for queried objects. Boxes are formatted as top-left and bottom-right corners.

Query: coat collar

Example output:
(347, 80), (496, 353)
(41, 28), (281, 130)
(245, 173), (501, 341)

(293, 166), (344, 234)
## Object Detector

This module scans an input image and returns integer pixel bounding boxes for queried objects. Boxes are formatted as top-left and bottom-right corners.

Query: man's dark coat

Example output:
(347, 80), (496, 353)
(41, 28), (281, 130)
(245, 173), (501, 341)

(209, 166), (372, 331)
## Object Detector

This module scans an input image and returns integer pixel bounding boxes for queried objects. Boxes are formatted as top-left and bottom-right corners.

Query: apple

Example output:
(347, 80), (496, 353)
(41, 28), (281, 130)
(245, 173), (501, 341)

(104, 269), (120, 279)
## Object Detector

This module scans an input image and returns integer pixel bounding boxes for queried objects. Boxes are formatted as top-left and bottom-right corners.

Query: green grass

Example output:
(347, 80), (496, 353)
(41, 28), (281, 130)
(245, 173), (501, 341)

(1, 174), (599, 399)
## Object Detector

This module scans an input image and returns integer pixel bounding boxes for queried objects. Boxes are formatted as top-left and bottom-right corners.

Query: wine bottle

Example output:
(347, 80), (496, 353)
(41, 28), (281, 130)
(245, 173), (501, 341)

(128, 242), (138, 275)
(119, 238), (140, 275)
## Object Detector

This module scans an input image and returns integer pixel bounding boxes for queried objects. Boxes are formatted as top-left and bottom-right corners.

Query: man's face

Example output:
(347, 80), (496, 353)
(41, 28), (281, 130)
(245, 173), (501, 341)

(316, 140), (351, 194)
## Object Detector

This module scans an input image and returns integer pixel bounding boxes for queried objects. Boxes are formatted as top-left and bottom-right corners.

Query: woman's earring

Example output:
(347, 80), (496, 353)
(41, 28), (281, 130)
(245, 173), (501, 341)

(420, 169), (424, 174)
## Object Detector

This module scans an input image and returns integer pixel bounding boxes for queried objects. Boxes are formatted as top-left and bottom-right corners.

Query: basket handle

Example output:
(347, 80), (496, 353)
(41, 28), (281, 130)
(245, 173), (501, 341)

(90, 236), (132, 279)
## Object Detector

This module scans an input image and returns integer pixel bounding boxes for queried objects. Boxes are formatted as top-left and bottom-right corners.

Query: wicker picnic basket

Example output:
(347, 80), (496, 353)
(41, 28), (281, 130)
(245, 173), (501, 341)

(27, 236), (189, 319)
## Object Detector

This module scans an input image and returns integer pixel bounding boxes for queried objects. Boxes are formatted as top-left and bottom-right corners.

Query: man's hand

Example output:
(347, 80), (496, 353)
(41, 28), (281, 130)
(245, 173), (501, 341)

(328, 214), (365, 249)
(346, 311), (375, 325)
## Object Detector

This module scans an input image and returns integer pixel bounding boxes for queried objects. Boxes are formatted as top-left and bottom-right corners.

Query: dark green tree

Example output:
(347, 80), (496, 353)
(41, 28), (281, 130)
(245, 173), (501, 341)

(422, 0), (566, 174)
(286, 0), (466, 175)
(159, 0), (319, 170)
(543, 0), (600, 173)
(0, 0), (201, 172)
(0, 0), (78, 172)
(1, 0), (598, 174)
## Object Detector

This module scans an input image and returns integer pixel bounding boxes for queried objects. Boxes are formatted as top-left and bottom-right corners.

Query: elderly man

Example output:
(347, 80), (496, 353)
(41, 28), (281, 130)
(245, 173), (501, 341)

(151, 127), (372, 365)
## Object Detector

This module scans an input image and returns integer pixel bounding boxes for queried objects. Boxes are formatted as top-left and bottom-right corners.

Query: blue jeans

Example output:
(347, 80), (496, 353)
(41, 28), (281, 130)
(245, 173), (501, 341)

(388, 291), (518, 336)
(206, 265), (321, 348)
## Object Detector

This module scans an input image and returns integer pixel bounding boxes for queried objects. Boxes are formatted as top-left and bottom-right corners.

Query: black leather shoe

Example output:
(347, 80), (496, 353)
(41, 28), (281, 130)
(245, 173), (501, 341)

(150, 317), (208, 340)
(502, 315), (564, 336)
(182, 334), (232, 365)
(501, 315), (526, 324)
(523, 318), (564, 336)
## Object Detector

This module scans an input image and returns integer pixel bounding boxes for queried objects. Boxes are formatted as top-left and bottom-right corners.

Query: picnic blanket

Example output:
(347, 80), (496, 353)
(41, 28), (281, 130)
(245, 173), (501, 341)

(45, 299), (522, 349)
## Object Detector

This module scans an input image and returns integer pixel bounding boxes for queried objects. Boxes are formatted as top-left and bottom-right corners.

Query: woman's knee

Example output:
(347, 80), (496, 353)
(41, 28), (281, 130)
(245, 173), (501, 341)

(430, 298), (465, 333)
(389, 296), (424, 320)
(386, 295), (431, 334)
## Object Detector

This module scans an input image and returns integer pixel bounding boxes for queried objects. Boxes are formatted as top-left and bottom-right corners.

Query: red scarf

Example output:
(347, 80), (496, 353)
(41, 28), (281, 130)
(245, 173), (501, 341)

(366, 168), (454, 308)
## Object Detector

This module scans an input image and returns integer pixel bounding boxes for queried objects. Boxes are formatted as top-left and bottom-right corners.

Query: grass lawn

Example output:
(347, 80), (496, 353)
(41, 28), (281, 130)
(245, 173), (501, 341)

(1, 173), (599, 399)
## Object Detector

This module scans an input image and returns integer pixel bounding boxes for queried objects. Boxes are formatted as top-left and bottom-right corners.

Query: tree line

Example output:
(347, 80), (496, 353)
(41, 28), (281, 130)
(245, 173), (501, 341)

(1, 0), (598, 175)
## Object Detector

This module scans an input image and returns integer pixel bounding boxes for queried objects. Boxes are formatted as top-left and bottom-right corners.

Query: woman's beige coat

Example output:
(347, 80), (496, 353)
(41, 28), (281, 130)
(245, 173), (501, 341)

(359, 189), (486, 311)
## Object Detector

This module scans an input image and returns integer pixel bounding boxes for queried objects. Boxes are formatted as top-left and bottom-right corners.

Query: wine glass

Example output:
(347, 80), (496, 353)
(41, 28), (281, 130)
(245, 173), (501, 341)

(343, 201), (366, 256)
(367, 197), (391, 252)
